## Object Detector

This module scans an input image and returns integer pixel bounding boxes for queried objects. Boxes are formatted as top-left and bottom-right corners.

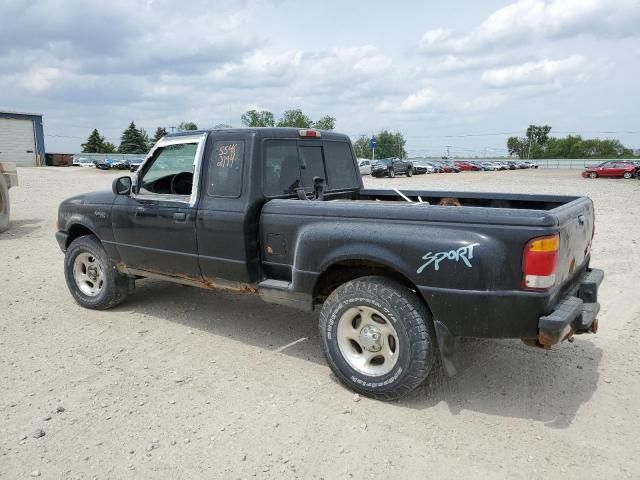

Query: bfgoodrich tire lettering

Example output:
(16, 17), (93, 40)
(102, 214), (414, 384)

(64, 235), (133, 310)
(319, 276), (436, 400)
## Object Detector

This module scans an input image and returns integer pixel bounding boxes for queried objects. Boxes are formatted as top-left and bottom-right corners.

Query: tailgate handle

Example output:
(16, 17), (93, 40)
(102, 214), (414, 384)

(173, 212), (187, 222)
(578, 214), (585, 225)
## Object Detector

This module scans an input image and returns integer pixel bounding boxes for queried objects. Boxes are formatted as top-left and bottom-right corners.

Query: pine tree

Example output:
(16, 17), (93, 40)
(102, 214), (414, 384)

(152, 127), (168, 144)
(118, 121), (148, 154)
(81, 129), (107, 153)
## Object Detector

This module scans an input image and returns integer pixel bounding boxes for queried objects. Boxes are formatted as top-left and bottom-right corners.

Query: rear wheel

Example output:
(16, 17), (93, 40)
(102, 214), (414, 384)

(388, 169), (395, 178)
(589, 172), (598, 179)
(64, 235), (133, 309)
(0, 175), (9, 233)
(319, 276), (436, 400)
(406, 168), (413, 177)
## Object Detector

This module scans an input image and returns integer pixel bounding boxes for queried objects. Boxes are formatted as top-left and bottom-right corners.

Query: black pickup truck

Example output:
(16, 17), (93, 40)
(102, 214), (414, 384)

(56, 128), (603, 399)
(371, 157), (413, 178)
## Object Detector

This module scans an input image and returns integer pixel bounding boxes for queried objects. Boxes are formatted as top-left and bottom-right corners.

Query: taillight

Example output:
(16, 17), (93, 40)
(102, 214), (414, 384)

(522, 234), (559, 290)
(299, 129), (321, 138)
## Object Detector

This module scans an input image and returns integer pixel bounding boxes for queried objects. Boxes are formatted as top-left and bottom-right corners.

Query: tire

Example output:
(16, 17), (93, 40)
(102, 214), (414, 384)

(406, 168), (413, 177)
(589, 172), (598, 179)
(64, 235), (134, 310)
(388, 169), (395, 178)
(0, 175), (9, 233)
(623, 172), (632, 179)
(319, 276), (436, 400)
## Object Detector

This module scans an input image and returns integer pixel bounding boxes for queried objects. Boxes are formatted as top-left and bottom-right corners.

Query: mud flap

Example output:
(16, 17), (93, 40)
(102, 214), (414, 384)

(434, 320), (461, 377)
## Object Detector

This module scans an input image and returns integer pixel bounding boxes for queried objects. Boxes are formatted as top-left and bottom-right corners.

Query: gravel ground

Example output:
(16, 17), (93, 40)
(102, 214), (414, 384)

(1, 167), (639, 479)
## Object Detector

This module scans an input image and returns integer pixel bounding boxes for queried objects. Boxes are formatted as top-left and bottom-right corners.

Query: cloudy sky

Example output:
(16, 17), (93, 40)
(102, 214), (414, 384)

(1, 0), (639, 157)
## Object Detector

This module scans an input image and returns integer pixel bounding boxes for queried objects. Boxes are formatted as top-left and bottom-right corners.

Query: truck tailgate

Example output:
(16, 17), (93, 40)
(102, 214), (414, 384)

(554, 197), (595, 289)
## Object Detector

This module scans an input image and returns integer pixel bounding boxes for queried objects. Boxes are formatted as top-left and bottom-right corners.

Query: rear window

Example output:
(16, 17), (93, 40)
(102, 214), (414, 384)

(207, 140), (245, 197)
(324, 141), (358, 189)
(263, 139), (358, 197)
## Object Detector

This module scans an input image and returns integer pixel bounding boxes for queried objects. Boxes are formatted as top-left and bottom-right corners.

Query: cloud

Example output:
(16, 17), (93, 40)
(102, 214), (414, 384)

(420, 0), (640, 55)
(481, 55), (586, 87)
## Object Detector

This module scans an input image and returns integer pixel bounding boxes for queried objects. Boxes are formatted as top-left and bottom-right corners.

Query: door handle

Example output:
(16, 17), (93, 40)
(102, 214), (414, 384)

(173, 212), (187, 222)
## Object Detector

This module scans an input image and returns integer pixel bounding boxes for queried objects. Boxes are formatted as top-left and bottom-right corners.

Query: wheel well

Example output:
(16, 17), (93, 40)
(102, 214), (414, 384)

(66, 224), (96, 248)
(313, 260), (423, 306)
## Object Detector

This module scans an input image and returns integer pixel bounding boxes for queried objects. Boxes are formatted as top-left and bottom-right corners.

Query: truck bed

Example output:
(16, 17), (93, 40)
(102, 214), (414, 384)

(259, 187), (595, 339)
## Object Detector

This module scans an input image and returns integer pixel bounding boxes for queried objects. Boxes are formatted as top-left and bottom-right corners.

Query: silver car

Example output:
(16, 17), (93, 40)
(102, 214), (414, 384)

(358, 159), (372, 175)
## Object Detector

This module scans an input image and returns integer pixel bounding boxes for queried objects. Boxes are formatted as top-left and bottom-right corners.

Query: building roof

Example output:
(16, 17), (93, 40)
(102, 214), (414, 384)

(0, 109), (44, 117)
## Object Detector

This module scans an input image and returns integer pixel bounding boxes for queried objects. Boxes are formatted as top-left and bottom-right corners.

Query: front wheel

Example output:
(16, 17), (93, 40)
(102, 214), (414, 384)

(623, 171), (632, 179)
(64, 235), (134, 310)
(319, 276), (436, 400)
(589, 172), (598, 179)
(388, 169), (395, 178)
(406, 168), (413, 177)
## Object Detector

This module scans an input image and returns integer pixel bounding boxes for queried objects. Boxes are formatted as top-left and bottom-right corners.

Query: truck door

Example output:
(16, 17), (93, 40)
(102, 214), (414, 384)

(111, 134), (205, 280)
(196, 135), (258, 284)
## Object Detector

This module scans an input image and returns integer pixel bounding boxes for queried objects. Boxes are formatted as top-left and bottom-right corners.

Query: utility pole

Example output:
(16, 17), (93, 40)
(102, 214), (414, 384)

(445, 145), (451, 158)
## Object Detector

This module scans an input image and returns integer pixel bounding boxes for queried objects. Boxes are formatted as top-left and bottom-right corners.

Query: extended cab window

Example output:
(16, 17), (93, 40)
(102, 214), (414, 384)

(139, 143), (197, 196)
(207, 141), (245, 197)
(263, 140), (301, 196)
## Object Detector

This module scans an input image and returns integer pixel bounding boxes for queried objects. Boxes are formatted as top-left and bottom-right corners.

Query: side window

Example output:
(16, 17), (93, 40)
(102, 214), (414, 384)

(299, 146), (326, 191)
(139, 143), (197, 196)
(263, 140), (301, 196)
(207, 140), (244, 197)
(324, 142), (359, 189)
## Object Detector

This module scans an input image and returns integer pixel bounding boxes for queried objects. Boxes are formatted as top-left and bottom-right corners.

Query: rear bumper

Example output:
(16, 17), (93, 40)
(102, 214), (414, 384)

(537, 268), (603, 347)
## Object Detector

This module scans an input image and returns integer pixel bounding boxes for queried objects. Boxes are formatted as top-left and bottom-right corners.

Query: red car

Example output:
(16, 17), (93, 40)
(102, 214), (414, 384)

(454, 161), (476, 171)
(582, 161), (636, 179)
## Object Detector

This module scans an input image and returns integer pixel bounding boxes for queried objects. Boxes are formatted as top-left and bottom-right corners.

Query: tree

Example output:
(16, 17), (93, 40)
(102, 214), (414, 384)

(140, 129), (151, 151)
(178, 121), (198, 131)
(212, 123), (233, 129)
(118, 121), (149, 154)
(277, 109), (313, 128)
(81, 129), (107, 153)
(507, 125), (637, 159)
(241, 110), (275, 127)
(507, 124), (552, 159)
(152, 127), (168, 144)
(353, 131), (407, 159)
(81, 129), (117, 154)
(313, 115), (336, 131)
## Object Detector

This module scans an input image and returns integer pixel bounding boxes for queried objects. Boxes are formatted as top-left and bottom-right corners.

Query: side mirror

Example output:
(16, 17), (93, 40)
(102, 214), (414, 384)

(112, 176), (132, 195)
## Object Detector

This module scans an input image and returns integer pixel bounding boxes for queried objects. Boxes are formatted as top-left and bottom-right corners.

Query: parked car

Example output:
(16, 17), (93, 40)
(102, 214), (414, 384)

(454, 161), (476, 171)
(494, 162), (509, 171)
(433, 161), (459, 173)
(505, 161), (519, 170)
(72, 157), (95, 167)
(522, 161), (538, 169)
(129, 159), (144, 172)
(371, 157), (414, 178)
(480, 162), (498, 171)
(582, 161), (636, 179)
(95, 159), (112, 170)
(55, 127), (603, 400)
(358, 159), (372, 176)
(112, 160), (129, 170)
(411, 161), (434, 174)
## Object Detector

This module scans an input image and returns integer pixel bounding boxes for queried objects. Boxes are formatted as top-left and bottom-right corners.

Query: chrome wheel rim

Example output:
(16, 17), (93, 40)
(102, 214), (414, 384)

(336, 306), (399, 377)
(73, 252), (104, 297)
